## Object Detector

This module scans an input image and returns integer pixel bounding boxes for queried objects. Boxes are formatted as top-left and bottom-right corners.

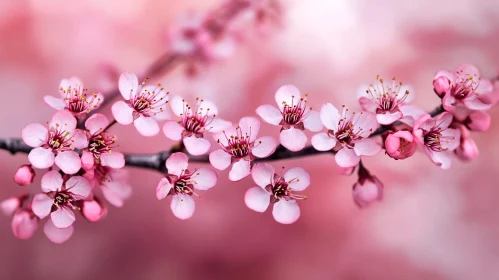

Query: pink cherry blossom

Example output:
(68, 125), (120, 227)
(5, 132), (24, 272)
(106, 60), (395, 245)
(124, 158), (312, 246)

(14, 164), (35, 186)
(434, 64), (493, 111)
(79, 113), (125, 169)
(156, 152), (218, 220)
(22, 111), (83, 174)
(111, 72), (169, 137)
(44, 77), (103, 117)
(413, 112), (461, 169)
(464, 111), (491, 132)
(244, 163), (309, 224)
(454, 124), (479, 161)
(11, 209), (39, 240)
(85, 165), (132, 208)
(163, 96), (231, 155)
(31, 171), (91, 228)
(256, 85), (322, 151)
(44, 219), (74, 244)
(384, 130), (417, 160)
(312, 104), (381, 168)
(209, 117), (278, 181)
(353, 164), (383, 208)
(81, 197), (107, 222)
(358, 76), (415, 125)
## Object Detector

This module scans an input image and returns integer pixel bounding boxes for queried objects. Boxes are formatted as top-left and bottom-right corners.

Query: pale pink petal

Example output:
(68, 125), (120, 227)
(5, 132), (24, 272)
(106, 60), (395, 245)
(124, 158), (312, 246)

(66, 176), (92, 198)
(272, 200), (300, 224)
(156, 178), (173, 200)
(85, 113), (109, 135)
(28, 147), (55, 169)
(11, 211), (38, 240)
(1, 197), (21, 216)
(49, 111), (77, 133)
(134, 116), (160, 137)
(170, 96), (186, 117)
(463, 98), (492, 111)
(212, 126), (237, 146)
(31, 194), (54, 219)
(442, 94), (456, 111)
(100, 152), (125, 169)
(81, 151), (95, 170)
(229, 160), (251, 181)
(22, 123), (48, 147)
(192, 168), (218, 190)
(82, 199), (107, 222)
(251, 163), (275, 188)
(256, 104), (282, 126)
(359, 97), (377, 113)
(353, 138), (381, 156)
(354, 112), (378, 137)
(244, 187), (270, 212)
(376, 111), (402, 125)
(154, 105), (171, 121)
(119, 72), (139, 100)
(239, 117), (260, 142)
(356, 84), (370, 99)
(112, 101), (134, 125)
(275, 84), (301, 110)
(163, 121), (184, 141)
(51, 207), (75, 228)
(183, 137), (211, 156)
(197, 99), (218, 116)
(434, 70), (455, 82)
(252, 136), (278, 158)
(280, 128), (307, 152)
(59, 77), (83, 94)
(311, 133), (336, 151)
(475, 79), (493, 94)
(41, 170), (63, 192)
(44, 96), (66, 110)
(44, 219), (73, 244)
(55, 151), (81, 175)
(456, 64), (480, 80)
(166, 152), (189, 176)
(320, 103), (341, 131)
(102, 182), (132, 207)
(413, 114), (435, 131)
(303, 110), (323, 132)
(425, 148), (452, 169)
(207, 118), (232, 132)
(72, 129), (88, 149)
(284, 167), (310, 191)
(399, 104), (426, 126)
(440, 128), (461, 151)
(335, 148), (360, 168)
(435, 112), (453, 130)
(209, 149), (232, 170)
(170, 194), (195, 220)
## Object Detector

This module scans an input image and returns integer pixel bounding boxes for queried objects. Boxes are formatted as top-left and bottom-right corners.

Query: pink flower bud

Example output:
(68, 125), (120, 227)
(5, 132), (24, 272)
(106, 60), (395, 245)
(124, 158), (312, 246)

(353, 164), (383, 208)
(14, 164), (35, 186)
(433, 76), (450, 98)
(82, 198), (107, 222)
(1, 197), (22, 216)
(11, 210), (39, 240)
(454, 125), (478, 161)
(385, 131), (417, 160)
(465, 111), (491, 132)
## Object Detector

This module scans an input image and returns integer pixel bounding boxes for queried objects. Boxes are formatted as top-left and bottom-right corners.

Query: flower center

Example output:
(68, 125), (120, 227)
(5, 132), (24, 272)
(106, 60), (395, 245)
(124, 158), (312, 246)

(180, 98), (215, 134)
(282, 95), (309, 125)
(61, 85), (101, 114)
(266, 176), (306, 202)
(424, 128), (445, 152)
(367, 76), (410, 113)
(129, 85), (168, 117)
(452, 73), (479, 100)
(173, 175), (196, 195)
(47, 128), (73, 151)
(88, 133), (116, 158)
(219, 127), (254, 159)
(398, 138), (412, 153)
(54, 192), (71, 206)
(331, 107), (370, 148)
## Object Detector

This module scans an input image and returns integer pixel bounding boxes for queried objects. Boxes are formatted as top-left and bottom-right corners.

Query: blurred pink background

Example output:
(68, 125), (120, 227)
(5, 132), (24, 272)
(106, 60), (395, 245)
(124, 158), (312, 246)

(2, 0), (499, 279)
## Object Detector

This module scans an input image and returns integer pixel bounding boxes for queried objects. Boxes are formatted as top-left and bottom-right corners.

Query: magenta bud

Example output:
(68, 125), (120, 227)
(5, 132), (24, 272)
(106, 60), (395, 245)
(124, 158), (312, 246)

(465, 111), (491, 132)
(385, 130), (417, 160)
(11, 210), (39, 240)
(353, 165), (384, 208)
(455, 137), (479, 161)
(82, 198), (107, 222)
(433, 76), (450, 98)
(14, 164), (35, 186)
(1, 197), (21, 216)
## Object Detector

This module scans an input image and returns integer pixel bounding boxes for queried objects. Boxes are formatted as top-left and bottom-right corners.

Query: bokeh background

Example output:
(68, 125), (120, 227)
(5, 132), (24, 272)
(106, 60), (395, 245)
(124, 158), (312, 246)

(1, 0), (499, 279)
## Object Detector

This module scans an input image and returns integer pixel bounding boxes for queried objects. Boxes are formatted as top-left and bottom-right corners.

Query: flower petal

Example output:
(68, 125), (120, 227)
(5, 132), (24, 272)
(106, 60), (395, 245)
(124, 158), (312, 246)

(82, 199), (107, 222)
(134, 116), (160, 137)
(353, 138), (381, 156)
(102, 182), (132, 207)
(311, 132), (336, 151)
(170, 95), (187, 117)
(376, 111), (402, 125)
(66, 176), (92, 199)
(244, 187), (270, 212)
(239, 117), (260, 142)
(156, 178), (172, 200)
(183, 136), (211, 156)
(170, 194), (195, 220)
(71, 129), (88, 149)
(44, 96), (66, 110)
(355, 112), (378, 137)
(335, 148), (360, 168)
(251, 163), (275, 188)
(81, 151), (95, 170)
(44, 219), (73, 244)
(252, 136), (278, 158)
(31, 194), (54, 219)
(303, 110), (322, 132)
(229, 160), (251, 181)
(279, 128), (307, 152)
(425, 148), (452, 169)
(256, 104), (282, 126)
(163, 121), (184, 141)
(166, 152), (189, 176)
(208, 118), (232, 132)
(119, 72), (139, 100)
(209, 149), (232, 170)
(11, 211), (38, 240)
(275, 84), (301, 110)
(41, 170), (63, 192)
(435, 112), (453, 130)
(272, 200), (300, 224)
(49, 111), (77, 134)
(440, 128), (461, 151)
(359, 96), (377, 112)
(463, 98), (492, 111)
(28, 147), (55, 169)
(51, 207), (75, 229)
(320, 103), (341, 131)
(100, 152), (125, 169)
(55, 151), (81, 175)
(112, 101), (134, 125)
(22, 123), (48, 147)
(85, 113), (109, 135)
(192, 168), (218, 190)
(1, 197), (21, 216)
(284, 167), (310, 191)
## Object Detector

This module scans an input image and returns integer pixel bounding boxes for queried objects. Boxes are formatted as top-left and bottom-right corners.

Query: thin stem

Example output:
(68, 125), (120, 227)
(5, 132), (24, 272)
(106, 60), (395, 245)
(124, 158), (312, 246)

(103, 119), (118, 133)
